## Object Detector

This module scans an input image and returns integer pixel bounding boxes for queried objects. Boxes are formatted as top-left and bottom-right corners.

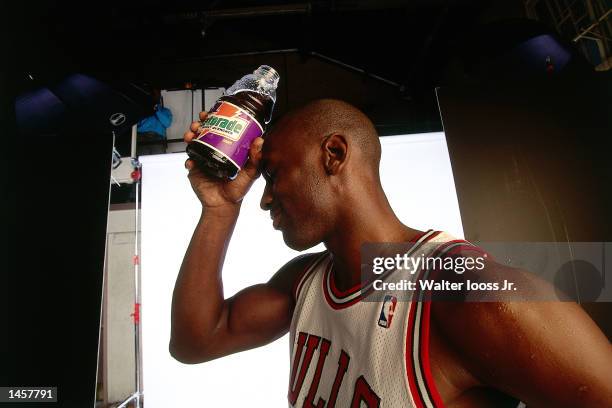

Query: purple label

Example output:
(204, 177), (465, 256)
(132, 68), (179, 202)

(193, 101), (263, 169)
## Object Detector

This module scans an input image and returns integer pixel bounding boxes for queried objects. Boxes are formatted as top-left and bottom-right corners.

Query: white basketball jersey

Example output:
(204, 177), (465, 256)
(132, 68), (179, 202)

(288, 230), (474, 408)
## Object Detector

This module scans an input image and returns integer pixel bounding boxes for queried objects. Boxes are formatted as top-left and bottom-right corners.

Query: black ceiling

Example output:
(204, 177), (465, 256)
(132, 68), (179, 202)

(9, 0), (595, 137)
(9, 0), (513, 92)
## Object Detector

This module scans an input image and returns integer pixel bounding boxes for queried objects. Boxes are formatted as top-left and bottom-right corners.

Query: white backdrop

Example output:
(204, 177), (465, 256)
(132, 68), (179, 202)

(160, 89), (203, 142)
(140, 132), (464, 407)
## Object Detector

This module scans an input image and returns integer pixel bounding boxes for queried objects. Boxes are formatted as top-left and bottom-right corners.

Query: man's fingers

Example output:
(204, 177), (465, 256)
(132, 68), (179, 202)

(184, 130), (196, 143)
(240, 137), (264, 180)
(184, 121), (201, 143)
(185, 159), (207, 181)
(249, 137), (264, 168)
(199, 111), (208, 121)
(190, 121), (201, 132)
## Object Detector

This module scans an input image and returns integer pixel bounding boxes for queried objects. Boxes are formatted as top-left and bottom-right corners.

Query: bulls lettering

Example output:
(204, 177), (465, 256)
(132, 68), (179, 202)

(289, 332), (380, 407)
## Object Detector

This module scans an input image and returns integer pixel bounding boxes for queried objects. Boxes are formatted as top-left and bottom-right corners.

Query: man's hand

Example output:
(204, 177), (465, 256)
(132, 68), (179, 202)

(184, 112), (264, 216)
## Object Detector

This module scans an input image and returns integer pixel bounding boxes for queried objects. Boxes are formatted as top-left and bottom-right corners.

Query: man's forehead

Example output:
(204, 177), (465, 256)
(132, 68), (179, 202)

(262, 118), (298, 154)
(260, 131), (284, 168)
(261, 132), (308, 170)
(261, 111), (314, 166)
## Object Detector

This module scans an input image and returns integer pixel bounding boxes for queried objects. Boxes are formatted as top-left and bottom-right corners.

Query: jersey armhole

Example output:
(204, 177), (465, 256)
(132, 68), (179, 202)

(292, 252), (328, 302)
(437, 240), (492, 261)
(404, 235), (490, 407)
(405, 299), (446, 408)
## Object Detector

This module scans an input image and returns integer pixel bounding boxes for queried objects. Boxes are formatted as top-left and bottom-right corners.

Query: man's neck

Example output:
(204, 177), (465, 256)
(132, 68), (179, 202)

(323, 203), (422, 292)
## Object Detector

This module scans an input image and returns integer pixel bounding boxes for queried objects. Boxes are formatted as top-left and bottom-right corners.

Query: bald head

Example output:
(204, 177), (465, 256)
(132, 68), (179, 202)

(267, 99), (382, 176)
(258, 99), (389, 250)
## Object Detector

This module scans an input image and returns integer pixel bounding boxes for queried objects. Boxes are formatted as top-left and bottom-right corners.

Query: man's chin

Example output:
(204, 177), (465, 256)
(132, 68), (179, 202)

(282, 231), (318, 251)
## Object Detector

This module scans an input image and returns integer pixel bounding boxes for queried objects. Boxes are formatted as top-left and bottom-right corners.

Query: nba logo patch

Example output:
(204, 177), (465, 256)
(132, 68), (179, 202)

(378, 295), (397, 328)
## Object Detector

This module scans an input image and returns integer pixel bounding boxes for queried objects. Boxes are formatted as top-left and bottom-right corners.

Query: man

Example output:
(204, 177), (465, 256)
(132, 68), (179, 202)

(170, 99), (612, 407)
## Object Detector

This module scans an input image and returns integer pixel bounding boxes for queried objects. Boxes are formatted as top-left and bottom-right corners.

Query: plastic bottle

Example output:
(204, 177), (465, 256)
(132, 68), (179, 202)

(186, 65), (280, 179)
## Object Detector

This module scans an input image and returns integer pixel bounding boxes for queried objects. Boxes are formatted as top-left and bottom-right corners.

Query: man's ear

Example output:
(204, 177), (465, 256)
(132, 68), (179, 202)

(322, 133), (349, 175)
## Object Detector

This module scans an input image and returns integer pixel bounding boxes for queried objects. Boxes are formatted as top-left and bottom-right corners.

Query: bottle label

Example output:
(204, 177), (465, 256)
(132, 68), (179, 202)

(193, 101), (264, 169)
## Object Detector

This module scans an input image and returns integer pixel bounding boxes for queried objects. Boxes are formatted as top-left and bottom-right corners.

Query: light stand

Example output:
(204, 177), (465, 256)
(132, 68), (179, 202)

(116, 125), (144, 408)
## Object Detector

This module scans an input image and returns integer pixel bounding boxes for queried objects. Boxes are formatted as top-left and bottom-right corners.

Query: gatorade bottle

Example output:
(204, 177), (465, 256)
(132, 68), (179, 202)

(186, 65), (280, 179)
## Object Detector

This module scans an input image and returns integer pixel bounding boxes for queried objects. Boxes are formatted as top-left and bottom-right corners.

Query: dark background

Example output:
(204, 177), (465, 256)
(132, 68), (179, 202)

(438, 76), (612, 339)
(1, 0), (611, 406)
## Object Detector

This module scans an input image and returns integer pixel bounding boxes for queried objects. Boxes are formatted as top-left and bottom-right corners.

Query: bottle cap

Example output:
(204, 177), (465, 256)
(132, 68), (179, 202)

(255, 65), (280, 88)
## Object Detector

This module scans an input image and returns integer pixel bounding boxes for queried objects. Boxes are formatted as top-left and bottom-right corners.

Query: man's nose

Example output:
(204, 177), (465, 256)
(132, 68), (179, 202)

(260, 182), (273, 211)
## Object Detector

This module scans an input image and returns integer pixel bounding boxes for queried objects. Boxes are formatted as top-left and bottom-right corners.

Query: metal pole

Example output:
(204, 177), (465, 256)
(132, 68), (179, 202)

(596, 0), (612, 41)
(134, 165), (142, 407)
(116, 393), (137, 408)
(573, 8), (612, 42)
(169, 48), (299, 64)
(131, 124), (138, 159)
(117, 160), (143, 408)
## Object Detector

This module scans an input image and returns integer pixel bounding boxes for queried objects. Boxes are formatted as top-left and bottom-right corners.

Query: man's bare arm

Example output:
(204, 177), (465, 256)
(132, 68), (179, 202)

(169, 208), (314, 363)
(170, 115), (310, 364)
(433, 262), (612, 407)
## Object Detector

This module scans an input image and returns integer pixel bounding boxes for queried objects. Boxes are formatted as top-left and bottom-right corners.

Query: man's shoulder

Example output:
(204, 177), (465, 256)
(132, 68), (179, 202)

(423, 231), (490, 260)
(268, 251), (328, 296)
(288, 251), (328, 269)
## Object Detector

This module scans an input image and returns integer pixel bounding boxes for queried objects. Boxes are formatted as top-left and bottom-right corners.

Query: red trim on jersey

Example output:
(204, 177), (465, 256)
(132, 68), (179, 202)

(323, 291), (363, 310)
(419, 301), (445, 407)
(322, 261), (384, 310)
(403, 236), (488, 407)
(442, 242), (491, 261)
(406, 238), (458, 408)
(322, 262), (364, 310)
(406, 298), (426, 408)
(329, 272), (363, 297)
(431, 239), (470, 254)
(429, 239), (488, 259)
(407, 238), (487, 407)
(322, 230), (439, 310)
